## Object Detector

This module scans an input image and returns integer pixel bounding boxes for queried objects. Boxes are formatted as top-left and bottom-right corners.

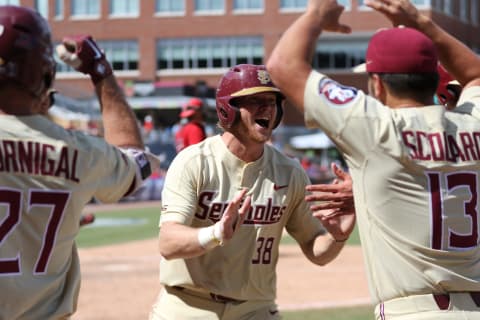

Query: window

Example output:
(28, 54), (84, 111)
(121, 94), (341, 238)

(357, 0), (365, 7)
(411, 0), (430, 7)
(358, 0), (430, 9)
(338, 0), (351, 10)
(99, 41), (138, 71)
(460, 0), (468, 22)
(156, 0), (184, 14)
(71, 0), (100, 17)
(35, 0), (48, 18)
(233, 0), (263, 11)
(472, 0), (479, 26)
(56, 40), (138, 73)
(0, 0), (19, 5)
(443, 0), (453, 16)
(194, 0), (224, 13)
(55, 0), (63, 18)
(280, 0), (307, 10)
(313, 38), (368, 70)
(157, 36), (263, 70)
(110, 0), (139, 16)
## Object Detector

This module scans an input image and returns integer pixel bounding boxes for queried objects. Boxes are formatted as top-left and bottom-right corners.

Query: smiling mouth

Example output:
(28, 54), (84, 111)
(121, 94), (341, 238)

(255, 119), (269, 128)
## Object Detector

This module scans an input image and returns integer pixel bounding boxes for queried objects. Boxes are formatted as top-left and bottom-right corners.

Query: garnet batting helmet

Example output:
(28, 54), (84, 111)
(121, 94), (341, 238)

(436, 64), (461, 106)
(0, 5), (56, 97)
(216, 64), (284, 129)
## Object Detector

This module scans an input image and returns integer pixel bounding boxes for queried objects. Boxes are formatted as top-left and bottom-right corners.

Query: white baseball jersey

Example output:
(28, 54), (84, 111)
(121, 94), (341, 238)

(303, 70), (480, 305)
(159, 135), (324, 301)
(0, 115), (139, 319)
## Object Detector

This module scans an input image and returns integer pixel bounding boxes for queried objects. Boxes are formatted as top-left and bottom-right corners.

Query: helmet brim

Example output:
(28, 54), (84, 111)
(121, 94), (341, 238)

(231, 86), (283, 98)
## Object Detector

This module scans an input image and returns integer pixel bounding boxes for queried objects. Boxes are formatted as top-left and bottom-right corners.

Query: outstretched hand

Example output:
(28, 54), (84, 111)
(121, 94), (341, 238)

(365, 0), (422, 28)
(218, 188), (251, 242)
(305, 163), (355, 241)
(307, 0), (351, 34)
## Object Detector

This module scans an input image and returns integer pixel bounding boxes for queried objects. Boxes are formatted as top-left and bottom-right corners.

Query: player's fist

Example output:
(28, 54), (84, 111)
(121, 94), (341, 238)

(56, 35), (112, 84)
(79, 213), (95, 227)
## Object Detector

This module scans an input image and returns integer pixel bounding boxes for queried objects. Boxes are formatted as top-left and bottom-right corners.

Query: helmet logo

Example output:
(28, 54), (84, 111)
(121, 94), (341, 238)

(257, 70), (271, 85)
(0, 25), (4, 37)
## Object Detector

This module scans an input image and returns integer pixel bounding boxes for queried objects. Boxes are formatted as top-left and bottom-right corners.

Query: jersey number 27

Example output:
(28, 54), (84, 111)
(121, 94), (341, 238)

(0, 188), (70, 275)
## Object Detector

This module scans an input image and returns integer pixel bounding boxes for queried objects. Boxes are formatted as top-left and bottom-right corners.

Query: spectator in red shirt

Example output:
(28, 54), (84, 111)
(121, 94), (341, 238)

(174, 97), (207, 152)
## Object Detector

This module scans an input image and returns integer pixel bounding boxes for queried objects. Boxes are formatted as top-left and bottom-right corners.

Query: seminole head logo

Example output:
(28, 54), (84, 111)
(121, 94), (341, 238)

(257, 70), (271, 84)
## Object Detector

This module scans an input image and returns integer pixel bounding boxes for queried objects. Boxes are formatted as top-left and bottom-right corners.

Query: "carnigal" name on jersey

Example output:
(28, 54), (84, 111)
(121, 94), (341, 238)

(402, 130), (480, 162)
(196, 191), (286, 225)
(0, 139), (80, 182)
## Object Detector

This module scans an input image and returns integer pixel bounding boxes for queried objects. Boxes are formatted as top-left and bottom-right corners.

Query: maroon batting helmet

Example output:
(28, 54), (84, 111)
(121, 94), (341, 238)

(216, 64), (284, 129)
(0, 5), (56, 97)
(436, 64), (461, 106)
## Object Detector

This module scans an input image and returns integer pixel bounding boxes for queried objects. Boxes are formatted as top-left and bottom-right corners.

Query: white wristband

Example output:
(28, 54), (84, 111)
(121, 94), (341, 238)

(198, 223), (223, 250)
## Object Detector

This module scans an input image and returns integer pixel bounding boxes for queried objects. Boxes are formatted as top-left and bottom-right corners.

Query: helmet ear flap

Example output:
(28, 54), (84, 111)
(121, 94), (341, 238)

(273, 95), (284, 129)
(217, 97), (240, 129)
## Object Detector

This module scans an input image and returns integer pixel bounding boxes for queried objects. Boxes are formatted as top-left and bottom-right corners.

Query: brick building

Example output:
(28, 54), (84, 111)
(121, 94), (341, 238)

(9, 0), (480, 127)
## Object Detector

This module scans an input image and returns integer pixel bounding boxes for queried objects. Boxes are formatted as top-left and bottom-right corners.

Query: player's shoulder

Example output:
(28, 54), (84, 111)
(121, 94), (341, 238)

(306, 70), (375, 111)
(266, 144), (304, 170)
(265, 146), (311, 187)
(2, 115), (104, 149)
(63, 128), (114, 153)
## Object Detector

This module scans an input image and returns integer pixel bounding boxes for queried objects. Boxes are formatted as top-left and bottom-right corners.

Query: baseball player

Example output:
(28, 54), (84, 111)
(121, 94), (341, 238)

(0, 6), (156, 319)
(267, 0), (480, 319)
(174, 97), (207, 152)
(150, 64), (356, 320)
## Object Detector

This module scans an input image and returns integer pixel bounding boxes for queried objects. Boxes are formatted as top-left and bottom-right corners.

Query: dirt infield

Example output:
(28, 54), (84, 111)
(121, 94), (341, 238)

(72, 237), (371, 319)
(72, 201), (371, 319)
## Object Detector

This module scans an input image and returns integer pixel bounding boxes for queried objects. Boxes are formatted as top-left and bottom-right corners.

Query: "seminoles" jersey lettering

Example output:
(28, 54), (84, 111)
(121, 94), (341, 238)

(196, 191), (286, 225)
(402, 130), (480, 162)
(0, 140), (80, 182)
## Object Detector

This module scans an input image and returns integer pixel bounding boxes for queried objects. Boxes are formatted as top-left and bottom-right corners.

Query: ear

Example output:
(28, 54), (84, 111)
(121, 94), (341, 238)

(370, 74), (386, 102)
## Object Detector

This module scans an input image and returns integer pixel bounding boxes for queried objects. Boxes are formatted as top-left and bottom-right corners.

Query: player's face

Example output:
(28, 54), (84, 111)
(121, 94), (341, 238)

(233, 92), (278, 144)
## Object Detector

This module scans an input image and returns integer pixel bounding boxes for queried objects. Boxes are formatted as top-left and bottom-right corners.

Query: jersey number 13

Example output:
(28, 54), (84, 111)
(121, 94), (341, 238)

(427, 172), (478, 250)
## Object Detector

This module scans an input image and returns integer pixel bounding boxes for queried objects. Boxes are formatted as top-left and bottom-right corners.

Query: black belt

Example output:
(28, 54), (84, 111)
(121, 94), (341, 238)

(433, 292), (480, 310)
(169, 286), (246, 304)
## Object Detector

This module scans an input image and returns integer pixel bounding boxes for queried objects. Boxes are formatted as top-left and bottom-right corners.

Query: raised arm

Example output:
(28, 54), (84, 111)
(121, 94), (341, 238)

(94, 75), (144, 149)
(365, 0), (480, 89)
(56, 35), (143, 149)
(266, 0), (351, 112)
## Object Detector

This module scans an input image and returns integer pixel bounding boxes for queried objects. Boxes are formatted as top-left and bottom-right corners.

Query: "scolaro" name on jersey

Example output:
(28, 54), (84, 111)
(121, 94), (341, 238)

(402, 130), (480, 162)
(196, 191), (286, 225)
(0, 139), (80, 182)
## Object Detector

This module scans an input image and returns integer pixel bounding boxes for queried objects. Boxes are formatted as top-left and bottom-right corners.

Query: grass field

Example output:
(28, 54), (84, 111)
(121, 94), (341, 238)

(77, 205), (362, 247)
(77, 204), (370, 319)
(77, 206), (160, 247)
